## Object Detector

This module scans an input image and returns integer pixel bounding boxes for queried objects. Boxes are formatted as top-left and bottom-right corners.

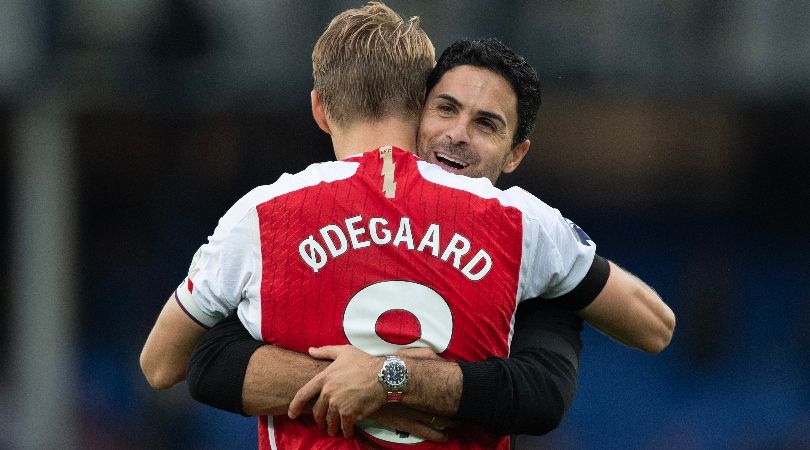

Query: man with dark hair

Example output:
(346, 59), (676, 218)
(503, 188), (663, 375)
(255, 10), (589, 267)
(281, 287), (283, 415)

(425, 39), (541, 148)
(416, 38), (538, 183)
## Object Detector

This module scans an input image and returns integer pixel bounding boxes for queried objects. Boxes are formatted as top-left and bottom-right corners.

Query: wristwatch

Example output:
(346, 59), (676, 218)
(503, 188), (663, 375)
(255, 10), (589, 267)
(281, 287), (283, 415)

(377, 355), (408, 402)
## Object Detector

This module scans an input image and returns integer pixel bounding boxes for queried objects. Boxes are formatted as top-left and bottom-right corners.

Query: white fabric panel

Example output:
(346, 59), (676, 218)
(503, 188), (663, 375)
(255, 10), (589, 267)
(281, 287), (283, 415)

(181, 159), (359, 329)
(416, 160), (596, 301)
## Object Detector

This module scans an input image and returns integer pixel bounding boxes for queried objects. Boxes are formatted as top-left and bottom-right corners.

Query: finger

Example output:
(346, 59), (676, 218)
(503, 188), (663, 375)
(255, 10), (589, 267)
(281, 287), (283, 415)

(340, 413), (356, 439)
(392, 421), (448, 443)
(425, 415), (458, 430)
(289, 374), (324, 419)
(326, 405), (340, 436)
(308, 345), (347, 360)
(414, 425), (448, 443)
(311, 394), (329, 430)
(422, 427), (449, 443)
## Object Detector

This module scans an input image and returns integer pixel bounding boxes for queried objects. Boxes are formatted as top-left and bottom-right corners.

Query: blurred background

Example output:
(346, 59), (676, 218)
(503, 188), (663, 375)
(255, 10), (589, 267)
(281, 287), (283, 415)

(1, 1), (808, 449)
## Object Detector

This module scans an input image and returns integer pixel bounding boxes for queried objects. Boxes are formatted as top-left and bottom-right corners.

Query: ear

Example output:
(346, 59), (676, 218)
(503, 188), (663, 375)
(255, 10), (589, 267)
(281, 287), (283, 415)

(502, 140), (530, 174)
(311, 90), (331, 135)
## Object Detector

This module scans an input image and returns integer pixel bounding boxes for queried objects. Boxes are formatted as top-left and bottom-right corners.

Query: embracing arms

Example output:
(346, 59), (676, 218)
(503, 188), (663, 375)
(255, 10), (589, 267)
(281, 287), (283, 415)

(143, 249), (671, 439)
(186, 300), (584, 436)
(169, 253), (673, 438)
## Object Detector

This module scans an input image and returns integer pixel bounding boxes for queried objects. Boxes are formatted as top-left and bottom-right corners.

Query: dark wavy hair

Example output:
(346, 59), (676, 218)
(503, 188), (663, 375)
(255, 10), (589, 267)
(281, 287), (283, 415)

(425, 38), (541, 147)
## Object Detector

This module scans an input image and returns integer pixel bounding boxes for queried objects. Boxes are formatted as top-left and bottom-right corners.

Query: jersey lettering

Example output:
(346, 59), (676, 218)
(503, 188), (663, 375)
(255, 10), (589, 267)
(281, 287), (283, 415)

(298, 215), (493, 280)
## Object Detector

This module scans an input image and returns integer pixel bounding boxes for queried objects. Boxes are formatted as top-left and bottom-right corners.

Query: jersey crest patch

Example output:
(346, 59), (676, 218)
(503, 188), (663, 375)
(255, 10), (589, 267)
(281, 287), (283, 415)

(565, 219), (593, 246)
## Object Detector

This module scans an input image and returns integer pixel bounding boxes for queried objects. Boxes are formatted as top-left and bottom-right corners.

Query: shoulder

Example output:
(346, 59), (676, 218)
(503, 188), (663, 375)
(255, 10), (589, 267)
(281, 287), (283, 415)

(415, 160), (497, 195)
(499, 186), (564, 227)
(219, 160), (360, 231)
(415, 163), (559, 220)
(272, 159), (359, 191)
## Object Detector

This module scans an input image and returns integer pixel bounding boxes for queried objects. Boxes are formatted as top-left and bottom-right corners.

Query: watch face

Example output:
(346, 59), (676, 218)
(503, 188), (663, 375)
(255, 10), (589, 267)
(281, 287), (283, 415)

(383, 360), (407, 389)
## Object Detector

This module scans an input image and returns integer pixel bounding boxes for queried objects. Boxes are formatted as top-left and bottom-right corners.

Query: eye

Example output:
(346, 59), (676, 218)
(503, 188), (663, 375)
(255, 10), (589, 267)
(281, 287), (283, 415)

(477, 118), (497, 132)
(436, 103), (455, 116)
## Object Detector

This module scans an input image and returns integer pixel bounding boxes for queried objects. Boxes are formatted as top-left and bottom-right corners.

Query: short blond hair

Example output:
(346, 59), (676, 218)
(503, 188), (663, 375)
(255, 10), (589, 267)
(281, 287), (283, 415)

(312, 2), (435, 127)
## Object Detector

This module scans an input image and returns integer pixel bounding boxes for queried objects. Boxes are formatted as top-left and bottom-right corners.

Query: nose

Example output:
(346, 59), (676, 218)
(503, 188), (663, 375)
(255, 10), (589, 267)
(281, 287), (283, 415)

(444, 119), (469, 145)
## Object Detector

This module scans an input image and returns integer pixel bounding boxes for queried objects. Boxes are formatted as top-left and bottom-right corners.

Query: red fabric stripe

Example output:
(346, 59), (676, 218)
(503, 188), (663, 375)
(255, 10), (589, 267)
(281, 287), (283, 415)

(258, 416), (270, 450)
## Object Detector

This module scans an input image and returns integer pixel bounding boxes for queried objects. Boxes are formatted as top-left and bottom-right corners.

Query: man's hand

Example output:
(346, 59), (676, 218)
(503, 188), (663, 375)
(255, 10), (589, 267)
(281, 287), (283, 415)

(288, 345), (386, 438)
(369, 403), (455, 443)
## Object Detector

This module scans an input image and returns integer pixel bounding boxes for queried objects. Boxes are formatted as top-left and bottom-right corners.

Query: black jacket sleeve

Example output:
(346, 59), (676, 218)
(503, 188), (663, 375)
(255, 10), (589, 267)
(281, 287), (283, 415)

(454, 255), (609, 435)
(187, 313), (262, 415)
(456, 300), (583, 435)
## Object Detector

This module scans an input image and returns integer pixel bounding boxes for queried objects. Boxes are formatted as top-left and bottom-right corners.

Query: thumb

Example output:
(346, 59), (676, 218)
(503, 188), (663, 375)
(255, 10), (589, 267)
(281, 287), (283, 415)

(308, 345), (341, 360)
(398, 347), (440, 360)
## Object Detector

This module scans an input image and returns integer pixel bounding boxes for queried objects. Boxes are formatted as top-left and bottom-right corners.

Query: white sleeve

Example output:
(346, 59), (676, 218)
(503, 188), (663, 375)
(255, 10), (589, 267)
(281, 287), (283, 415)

(534, 210), (596, 299)
(175, 199), (262, 328)
(509, 188), (596, 300)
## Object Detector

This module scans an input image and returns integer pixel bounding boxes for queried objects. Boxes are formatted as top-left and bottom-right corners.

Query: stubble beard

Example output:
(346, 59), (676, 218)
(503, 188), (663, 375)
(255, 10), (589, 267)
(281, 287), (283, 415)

(419, 139), (506, 183)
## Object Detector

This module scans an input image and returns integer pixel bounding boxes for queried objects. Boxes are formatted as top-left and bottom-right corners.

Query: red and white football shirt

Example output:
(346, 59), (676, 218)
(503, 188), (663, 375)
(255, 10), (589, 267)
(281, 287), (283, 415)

(176, 147), (596, 450)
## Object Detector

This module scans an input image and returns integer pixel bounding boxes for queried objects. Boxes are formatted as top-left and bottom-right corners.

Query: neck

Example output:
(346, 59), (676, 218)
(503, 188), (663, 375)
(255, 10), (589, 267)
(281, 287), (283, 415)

(330, 117), (417, 160)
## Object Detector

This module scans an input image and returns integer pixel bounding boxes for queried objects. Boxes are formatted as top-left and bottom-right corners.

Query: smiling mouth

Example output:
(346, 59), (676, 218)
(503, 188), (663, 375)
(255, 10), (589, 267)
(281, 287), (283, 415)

(435, 152), (469, 170)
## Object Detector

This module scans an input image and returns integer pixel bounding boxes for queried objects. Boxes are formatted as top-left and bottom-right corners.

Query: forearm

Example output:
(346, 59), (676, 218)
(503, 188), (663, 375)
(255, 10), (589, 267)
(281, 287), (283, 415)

(242, 345), (329, 416)
(578, 261), (675, 353)
(399, 351), (576, 436)
(400, 358), (462, 417)
(399, 301), (582, 436)
(187, 313), (328, 416)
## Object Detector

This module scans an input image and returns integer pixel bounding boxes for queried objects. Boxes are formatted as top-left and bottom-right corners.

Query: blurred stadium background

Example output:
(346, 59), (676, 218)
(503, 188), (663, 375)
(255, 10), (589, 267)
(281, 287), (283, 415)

(1, 1), (808, 449)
